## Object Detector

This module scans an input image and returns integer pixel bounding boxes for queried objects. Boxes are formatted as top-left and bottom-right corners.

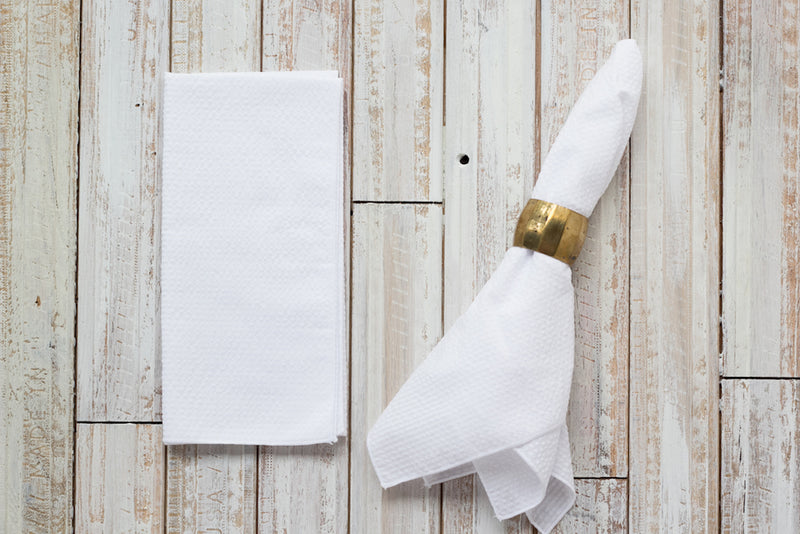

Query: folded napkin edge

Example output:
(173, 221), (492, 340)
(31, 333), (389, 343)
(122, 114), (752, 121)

(367, 420), (565, 489)
(162, 432), (346, 447)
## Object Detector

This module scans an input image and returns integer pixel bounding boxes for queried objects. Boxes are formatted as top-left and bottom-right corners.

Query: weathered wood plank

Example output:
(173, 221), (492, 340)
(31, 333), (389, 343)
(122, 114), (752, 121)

(77, 0), (170, 421)
(263, 0), (351, 76)
(258, 443), (348, 533)
(444, 478), (532, 534)
(75, 424), (165, 532)
(0, 1), (79, 531)
(540, 0), (629, 478)
(721, 379), (800, 533)
(165, 2), (260, 530)
(352, 0), (444, 201)
(442, 1), (535, 531)
(171, 0), (261, 73)
(553, 479), (627, 534)
(629, 0), (721, 531)
(722, 0), (800, 377)
(350, 204), (442, 533)
(167, 445), (257, 532)
(259, 3), (352, 532)
(444, 478), (628, 534)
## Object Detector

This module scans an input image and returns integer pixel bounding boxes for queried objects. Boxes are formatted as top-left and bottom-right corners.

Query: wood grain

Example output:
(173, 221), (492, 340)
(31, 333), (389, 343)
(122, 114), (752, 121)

(258, 443), (348, 533)
(721, 379), (800, 533)
(171, 0), (261, 73)
(260, 2), (352, 532)
(553, 479), (627, 533)
(629, 0), (721, 531)
(263, 0), (351, 76)
(75, 424), (165, 532)
(8, 0), (798, 531)
(442, 1), (536, 530)
(167, 445), (257, 532)
(722, 0), (800, 377)
(165, 2), (260, 530)
(350, 204), (443, 533)
(540, 0), (630, 478)
(352, 0), (444, 201)
(77, 0), (170, 421)
(444, 478), (532, 534)
(0, 0), (79, 531)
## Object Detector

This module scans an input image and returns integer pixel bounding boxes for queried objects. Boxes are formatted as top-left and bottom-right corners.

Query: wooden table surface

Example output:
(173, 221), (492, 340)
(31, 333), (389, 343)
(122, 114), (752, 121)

(1, 0), (798, 532)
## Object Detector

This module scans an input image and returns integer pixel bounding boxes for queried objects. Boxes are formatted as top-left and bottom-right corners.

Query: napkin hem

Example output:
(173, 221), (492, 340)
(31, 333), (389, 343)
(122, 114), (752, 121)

(162, 433), (346, 447)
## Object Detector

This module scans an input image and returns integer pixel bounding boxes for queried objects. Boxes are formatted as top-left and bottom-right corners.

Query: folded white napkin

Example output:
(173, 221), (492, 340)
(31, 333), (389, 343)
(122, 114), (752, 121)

(161, 71), (346, 445)
(367, 40), (642, 533)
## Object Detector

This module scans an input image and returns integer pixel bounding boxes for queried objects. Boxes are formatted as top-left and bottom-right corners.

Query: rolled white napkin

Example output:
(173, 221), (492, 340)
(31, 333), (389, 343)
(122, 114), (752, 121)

(161, 71), (346, 445)
(367, 40), (642, 532)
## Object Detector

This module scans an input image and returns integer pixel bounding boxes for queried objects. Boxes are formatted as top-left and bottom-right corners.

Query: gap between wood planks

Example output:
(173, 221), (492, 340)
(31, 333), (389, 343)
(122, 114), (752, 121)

(72, 1), (85, 533)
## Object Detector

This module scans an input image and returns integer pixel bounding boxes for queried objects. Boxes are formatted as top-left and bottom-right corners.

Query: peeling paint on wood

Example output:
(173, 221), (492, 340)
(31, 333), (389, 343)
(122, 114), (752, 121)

(259, 442), (348, 533)
(8, 1), (800, 532)
(167, 444), (257, 532)
(0, 0), (79, 531)
(722, 380), (800, 533)
(352, 0), (443, 201)
(350, 204), (442, 533)
(629, 0), (721, 530)
(77, 0), (170, 421)
(75, 424), (165, 532)
(171, 0), (261, 73)
(554, 479), (627, 533)
(722, 0), (800, 377)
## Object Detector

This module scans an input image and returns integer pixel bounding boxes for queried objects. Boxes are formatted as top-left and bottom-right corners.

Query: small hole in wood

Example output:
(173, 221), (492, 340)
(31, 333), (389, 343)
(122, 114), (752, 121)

(35, 296), (41, 307)
(135, 103), (141, 107)
(458, 154), (470, 165)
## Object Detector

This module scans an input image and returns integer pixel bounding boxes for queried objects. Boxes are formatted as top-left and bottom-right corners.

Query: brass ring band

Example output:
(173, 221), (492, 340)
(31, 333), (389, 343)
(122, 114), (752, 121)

(513, 199), (588, 266)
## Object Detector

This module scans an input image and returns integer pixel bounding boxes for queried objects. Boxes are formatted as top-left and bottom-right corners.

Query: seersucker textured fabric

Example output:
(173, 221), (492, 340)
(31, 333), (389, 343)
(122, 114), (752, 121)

(161, 71), (346, 446)
(367, 40), (642, 533)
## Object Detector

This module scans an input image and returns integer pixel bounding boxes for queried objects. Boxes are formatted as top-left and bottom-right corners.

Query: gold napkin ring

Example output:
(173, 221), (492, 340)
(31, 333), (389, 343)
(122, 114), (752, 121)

(513, 199), (588, 266)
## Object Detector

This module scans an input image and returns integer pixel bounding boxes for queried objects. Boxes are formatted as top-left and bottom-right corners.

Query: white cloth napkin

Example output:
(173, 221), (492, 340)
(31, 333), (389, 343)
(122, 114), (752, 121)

(367, 40), (642, 533)
(161, 71), (346, 445)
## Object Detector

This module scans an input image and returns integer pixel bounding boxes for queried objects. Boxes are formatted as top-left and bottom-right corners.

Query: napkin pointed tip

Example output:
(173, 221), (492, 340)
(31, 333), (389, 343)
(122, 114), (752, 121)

(608, 39), (643, 92)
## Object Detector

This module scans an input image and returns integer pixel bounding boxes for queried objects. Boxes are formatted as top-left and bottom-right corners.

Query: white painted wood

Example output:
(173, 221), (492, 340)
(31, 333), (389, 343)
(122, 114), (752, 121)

(442, 1), (536, 530)
(629, 0), (721, 531)
(445, 479), (627, 534)
(259, 3), (352, 532)
(444, 478), (533, 534)
(722, 0), (800, 377)
(554, 479), (627, 533)
(167, 445), (257, 532)
(75, 424), (165, 532)
(352, 0), (444, 201)
(721, 380), (800, 533)
(258, 443), (348, 533)
(263, 0), (351, 75)
(8, 1), (790, 531)
(77, 0), (170, 421)
(540, 0), (630, 478)
(171, 0), (261, 73)
(0, 1), (79, 531)
(350, 203), (443, 533)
